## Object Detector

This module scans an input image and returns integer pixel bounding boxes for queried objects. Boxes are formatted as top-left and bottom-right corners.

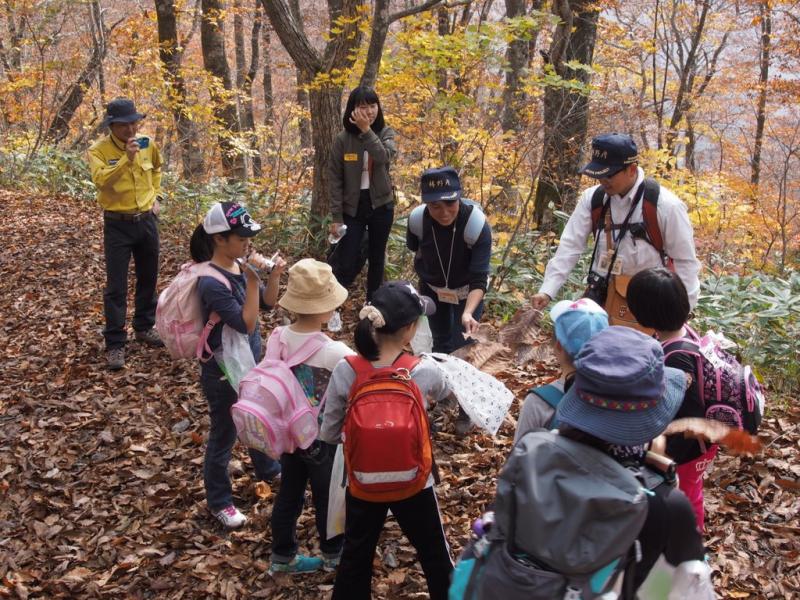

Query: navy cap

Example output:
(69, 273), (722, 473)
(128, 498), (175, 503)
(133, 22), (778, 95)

(420, 166), (461, 203)
(101, 98), (145, 128)
(579, 133), (639, 179)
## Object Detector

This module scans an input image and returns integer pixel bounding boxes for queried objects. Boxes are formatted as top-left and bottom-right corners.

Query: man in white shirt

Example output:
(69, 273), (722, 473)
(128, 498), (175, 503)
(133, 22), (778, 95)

(531, 133), (701, 310)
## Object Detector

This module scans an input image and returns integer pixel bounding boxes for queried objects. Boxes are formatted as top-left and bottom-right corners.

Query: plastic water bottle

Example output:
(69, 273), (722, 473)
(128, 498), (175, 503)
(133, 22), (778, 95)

(410, 315), (433, 354)
(327, 310), (342, 332)
(328, 224), (348, 244)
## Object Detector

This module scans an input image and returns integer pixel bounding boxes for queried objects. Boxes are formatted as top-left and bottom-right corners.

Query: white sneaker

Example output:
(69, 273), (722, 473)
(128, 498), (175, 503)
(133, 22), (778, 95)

(213, 505), (247, 529)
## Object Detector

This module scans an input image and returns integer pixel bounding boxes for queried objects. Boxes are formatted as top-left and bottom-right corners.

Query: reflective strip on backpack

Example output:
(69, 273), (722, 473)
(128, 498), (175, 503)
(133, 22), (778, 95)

(354, 467), (419, 485)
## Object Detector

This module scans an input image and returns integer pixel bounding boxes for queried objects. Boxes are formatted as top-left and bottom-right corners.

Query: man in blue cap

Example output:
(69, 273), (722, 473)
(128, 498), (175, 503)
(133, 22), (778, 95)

(88, 98), (164, 369)
(531, 133), (701, 317)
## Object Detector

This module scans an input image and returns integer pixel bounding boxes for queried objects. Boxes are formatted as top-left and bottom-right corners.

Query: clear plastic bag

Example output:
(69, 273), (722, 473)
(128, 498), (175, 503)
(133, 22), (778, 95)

(410, 316), (434, 354)
(216, 325), (257, 391)
(326, 444), (347, 540)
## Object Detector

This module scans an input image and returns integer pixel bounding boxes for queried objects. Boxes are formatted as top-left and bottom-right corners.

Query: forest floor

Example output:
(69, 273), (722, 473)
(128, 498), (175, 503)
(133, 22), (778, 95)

(0, 190), (798, 599)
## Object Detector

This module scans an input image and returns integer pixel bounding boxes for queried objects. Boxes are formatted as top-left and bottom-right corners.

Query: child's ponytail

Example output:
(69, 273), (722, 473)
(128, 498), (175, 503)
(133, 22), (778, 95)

(190, 223), (214, 263)
(354, 317), (380, 361)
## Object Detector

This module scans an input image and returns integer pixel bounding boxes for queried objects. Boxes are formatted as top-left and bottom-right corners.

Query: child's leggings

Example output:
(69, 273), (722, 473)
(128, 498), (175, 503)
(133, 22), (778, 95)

(676, 444), (718, 531)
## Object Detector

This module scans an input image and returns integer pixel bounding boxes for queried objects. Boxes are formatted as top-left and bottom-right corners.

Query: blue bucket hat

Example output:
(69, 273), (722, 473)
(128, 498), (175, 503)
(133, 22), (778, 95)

(420, 166), (461, 203)
(555, 326), (687, 446)
(101, 98), (145, 128)
(579, 133), (639, 179)
(550, 298), (609, 358)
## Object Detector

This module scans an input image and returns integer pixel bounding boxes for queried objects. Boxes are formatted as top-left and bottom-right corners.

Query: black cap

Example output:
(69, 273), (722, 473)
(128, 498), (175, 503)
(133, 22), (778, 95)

(101, 98), (145, 128)
(579, 133), (639, 178)
(368, 281), (435, 329)
(420, 166), (461, 203)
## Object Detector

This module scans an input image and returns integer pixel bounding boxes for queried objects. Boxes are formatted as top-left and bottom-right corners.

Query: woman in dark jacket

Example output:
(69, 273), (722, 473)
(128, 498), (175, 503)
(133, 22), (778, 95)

(328, 87), (397, 300)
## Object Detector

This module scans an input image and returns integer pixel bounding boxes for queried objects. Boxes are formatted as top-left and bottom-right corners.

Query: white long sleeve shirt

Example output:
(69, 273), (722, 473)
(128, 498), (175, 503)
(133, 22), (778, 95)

(538, 168), (701, 308)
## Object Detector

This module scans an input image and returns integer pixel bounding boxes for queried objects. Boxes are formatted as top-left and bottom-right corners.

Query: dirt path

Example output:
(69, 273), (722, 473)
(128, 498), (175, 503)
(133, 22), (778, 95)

(0, 191), (796, 598)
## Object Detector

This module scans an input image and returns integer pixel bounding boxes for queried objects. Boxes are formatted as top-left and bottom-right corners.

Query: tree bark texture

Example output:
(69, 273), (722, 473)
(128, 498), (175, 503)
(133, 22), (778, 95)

(201, 0), (246, 180)
(533, 0), (599, 227)
(154, 0), (205, 181)
(262, 21), (275, 126)
(751, 0), (771, 190)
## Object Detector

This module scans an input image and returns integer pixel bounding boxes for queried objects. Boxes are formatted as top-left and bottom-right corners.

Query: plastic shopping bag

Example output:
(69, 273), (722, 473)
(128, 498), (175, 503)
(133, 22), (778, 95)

(216, 325), (256, 391)
(327, 444), (347, 540)
(428, 353), (514, 436)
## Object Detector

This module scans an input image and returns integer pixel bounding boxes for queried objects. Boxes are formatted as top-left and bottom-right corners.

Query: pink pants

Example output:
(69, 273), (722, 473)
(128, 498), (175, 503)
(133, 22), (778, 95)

(676, 445), (718, 531)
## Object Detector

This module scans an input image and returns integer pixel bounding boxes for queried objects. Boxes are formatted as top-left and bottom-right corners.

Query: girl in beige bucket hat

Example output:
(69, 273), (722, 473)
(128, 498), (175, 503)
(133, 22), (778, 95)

(269, 259), (355, 574)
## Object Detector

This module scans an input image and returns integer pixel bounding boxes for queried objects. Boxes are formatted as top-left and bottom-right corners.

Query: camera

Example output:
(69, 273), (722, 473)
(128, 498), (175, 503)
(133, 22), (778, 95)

(584, 271), (608, 305)
(136, 136), (150, 149)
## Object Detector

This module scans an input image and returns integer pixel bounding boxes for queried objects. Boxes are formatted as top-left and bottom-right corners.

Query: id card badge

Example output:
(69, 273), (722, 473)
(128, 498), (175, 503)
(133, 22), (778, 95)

(436, 288), (460, 305)
(598, 252), (623, 276)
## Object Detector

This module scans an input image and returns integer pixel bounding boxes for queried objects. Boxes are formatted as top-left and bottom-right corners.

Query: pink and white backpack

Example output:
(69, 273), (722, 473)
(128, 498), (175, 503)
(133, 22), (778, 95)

(233, 327), (329, 459)
(155, 261), (230, 360)
(662, 325), (766, 435)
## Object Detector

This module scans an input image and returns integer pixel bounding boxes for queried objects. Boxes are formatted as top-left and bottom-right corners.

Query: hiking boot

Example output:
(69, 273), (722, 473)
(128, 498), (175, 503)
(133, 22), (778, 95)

(135, 328), (164, 347)
(107, 347), (125, 370)
(269, 555), (324, 574)
(212, 505), (247, 529)
(322, 554), (341, 572)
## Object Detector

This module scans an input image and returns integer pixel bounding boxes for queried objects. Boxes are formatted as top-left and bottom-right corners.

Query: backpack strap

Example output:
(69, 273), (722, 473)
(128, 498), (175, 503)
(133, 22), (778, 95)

(661, 334), (706, 409)
(461, 199), (487, 248)
(194, 262), (234, 362)
(265, 326), (330, 368)
(641, 178), (663, 255)
(590, 185), (607, 236)
(408, 205), (425, 240)
(529, 383), (563, 410)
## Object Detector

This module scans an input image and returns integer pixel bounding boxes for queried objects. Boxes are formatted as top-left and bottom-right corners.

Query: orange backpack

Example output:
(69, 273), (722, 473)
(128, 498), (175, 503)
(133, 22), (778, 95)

(343, 354), (434, 502)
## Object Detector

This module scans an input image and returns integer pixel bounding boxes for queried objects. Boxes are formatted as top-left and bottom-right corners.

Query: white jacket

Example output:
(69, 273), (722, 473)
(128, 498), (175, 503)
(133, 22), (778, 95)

(538, 168), (702, 308)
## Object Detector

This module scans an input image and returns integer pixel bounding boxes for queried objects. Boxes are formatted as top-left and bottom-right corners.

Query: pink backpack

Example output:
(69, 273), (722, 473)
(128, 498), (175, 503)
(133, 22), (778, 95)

(662, 325), (766, 434)
(233, 327), (329, 459)
(155, 261), (231, 360)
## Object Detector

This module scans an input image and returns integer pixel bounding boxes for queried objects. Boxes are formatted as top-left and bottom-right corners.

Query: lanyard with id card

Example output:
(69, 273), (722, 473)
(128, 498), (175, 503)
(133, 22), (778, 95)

(432, 222), (460, 304)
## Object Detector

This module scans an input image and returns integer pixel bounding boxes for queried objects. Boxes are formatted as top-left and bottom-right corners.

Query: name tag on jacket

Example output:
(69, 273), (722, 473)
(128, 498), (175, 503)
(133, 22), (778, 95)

(344, 153), (358, 162)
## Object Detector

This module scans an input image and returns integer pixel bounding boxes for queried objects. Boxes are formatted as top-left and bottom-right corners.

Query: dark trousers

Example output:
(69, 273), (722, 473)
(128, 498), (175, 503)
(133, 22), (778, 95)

(421, 282), (484, 354)
(332, 190), (394, 300)
(102, 213), (160, 349)
(200, 369), (281, 512)
(271, 443), (343, 561)
(332, 487), (453, 600)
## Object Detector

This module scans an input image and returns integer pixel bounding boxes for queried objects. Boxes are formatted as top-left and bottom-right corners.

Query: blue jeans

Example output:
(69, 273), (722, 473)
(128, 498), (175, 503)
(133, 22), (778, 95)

(271, 442), (343, 562)
(200, 368), (281, 512)
(331, 190), (394, 300)
(421, 282), (484, 354)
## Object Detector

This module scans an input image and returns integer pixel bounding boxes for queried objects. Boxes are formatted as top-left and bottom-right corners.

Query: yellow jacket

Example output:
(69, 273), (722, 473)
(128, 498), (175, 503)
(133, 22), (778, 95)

(88, 133), (163, 212)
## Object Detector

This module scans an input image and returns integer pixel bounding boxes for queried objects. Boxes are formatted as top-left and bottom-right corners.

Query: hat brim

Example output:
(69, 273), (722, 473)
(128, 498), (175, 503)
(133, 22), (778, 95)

(422, 190), (461, 203)
(278, 280), (349, 315)
(579, 162), (623, 179)
(555, 367), (687, 446)
(230, 224), (262, 238)
(102, 112), (146, 128)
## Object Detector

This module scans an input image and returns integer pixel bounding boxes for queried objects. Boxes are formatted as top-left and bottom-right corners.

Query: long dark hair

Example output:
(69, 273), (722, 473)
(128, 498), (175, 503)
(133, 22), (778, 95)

(189, 224), (230, 262)
(342, 86), (385, 135)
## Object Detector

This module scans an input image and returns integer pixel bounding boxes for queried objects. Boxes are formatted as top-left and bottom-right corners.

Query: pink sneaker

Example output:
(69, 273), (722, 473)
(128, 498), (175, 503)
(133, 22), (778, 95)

(213, 505), (247, 529)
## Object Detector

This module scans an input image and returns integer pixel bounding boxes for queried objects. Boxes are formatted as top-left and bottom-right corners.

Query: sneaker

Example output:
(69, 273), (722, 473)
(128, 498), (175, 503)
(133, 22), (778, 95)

(212, 505), (247, 529)
(322, 554), (341, 572)
(269, 554), (324, 574)
(106, 347), (125, 370)
(135, 328), (164, 347)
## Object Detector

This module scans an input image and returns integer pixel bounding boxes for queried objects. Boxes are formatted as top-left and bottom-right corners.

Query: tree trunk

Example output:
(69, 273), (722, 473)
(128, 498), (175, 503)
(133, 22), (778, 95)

(296, 69), (312, 150)
(201, 0), (246, 180)
(262, 21), (275, 126)
(233, 0), (263, 177)
(750, 0), (771, 191)
(46, 1), (108, 143)
(154, 0), (205, 181)
(533, 0), (599, 227)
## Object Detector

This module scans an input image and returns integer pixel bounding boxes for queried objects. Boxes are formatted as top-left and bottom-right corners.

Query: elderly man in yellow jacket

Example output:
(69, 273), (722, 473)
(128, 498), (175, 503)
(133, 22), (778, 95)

(88, 98), (164, 370)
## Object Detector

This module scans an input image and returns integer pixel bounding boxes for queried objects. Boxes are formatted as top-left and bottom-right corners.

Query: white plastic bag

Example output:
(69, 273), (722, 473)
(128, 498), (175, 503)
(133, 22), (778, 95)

(327, 444), (347, 540)
(428, 353), (514, 436)
(216, 324), (256, 391)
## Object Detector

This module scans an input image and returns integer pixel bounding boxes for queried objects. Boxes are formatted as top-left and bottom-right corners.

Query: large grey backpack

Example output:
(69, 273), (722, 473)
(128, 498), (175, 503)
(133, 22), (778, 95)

(462, 430), (650, 600)
(407, 199), (486, 248)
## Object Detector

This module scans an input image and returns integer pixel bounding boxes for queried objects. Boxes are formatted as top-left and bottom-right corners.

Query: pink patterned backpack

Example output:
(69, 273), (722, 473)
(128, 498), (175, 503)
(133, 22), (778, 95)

(155, 261), (230, 360)
(233, 327), (329, 459)
(662, 326), (766, 434)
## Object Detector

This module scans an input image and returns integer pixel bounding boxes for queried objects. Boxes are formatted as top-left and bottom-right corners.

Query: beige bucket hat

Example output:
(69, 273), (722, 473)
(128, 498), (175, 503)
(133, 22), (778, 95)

(279, 259), (348, 314)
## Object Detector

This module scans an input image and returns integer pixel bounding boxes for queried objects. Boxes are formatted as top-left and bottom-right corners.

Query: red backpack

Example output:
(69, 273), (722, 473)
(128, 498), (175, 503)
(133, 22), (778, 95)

(343, 354), (434, 502)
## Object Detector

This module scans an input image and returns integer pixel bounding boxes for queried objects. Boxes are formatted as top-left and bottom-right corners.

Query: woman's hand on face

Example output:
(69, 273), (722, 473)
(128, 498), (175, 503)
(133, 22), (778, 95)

(349, 107), (371, 133)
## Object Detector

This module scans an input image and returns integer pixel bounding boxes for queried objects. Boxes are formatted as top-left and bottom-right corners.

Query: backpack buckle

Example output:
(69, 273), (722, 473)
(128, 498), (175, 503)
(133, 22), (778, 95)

(392, 368), (412, 381)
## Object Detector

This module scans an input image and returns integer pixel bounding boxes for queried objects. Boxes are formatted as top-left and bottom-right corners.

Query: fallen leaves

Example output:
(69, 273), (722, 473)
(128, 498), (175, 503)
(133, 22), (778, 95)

(0, 191), (797, 598)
